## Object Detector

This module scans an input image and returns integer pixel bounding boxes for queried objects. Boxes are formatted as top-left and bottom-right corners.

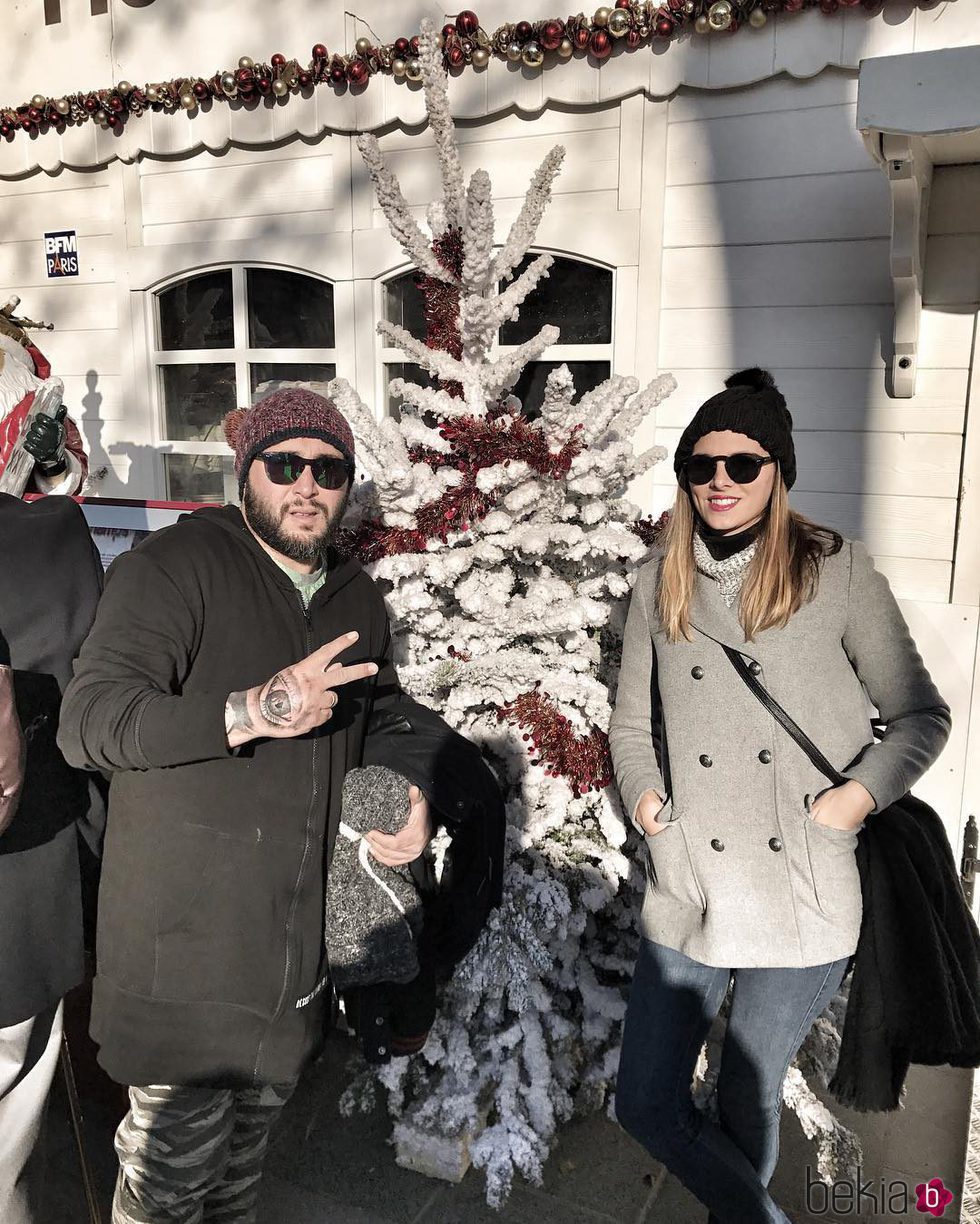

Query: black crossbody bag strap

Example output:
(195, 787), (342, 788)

(720, 645), (848, 788)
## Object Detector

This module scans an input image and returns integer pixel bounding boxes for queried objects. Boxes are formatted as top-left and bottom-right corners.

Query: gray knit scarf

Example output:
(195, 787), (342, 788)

(693, 532), (758, 607)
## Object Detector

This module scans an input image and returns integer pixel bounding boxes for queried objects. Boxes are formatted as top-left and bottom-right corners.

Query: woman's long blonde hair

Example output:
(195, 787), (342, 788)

(656, 475), (842, 643)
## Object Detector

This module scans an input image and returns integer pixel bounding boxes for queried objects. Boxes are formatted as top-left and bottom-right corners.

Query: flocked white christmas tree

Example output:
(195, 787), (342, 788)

(318, 18), (862, 1206)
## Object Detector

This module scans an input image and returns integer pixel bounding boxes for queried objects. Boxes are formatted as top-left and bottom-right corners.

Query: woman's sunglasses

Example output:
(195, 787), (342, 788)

(255, 451), (353, 490)
(683, 453), (776, 486)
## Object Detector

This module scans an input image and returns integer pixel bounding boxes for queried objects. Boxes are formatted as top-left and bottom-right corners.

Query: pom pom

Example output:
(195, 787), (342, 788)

(724, 367), (776, 392)
(222, 407), (248, 449)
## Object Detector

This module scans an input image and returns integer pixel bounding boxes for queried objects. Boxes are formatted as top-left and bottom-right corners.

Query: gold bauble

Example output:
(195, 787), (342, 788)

(506, 41), (523, 61)
(95, 109), (107, 123)
(522, 41), (544, 67)
(146, 84), (162, 101)
(355, 36), (372, 56)
(55, 97), (70, 115)
(238, 56), (254, 69)
(405, 58), (423, 81)
(748, 6), (767, 24)
(694, 13), (711, 31)
(179, 90), (196, 110)
(593, 6), (612, 25)
(707, 0), (734, 29)
(32, 93), (47, 108)
(558, 36), (574, 57)
(219, 72), (236, 94)
(471, 46), (490, 68)
(607, 8), (631, 36)
(272, 78), (289, 96)
(392, 57), (407, 76)
(117, 80), (133, 96)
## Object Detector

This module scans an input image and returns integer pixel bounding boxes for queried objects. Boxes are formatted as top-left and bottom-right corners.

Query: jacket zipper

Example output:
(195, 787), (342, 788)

(254, 592), (320, 1080)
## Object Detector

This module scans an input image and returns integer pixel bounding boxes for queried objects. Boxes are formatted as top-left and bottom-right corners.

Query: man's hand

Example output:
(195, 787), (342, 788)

(0, 666), (25, 835)
(365, 784), (432, 867)
(23, 404), (68, 475)
(224, 631), (379, 749)
(635, 788), (669, 837)
(809, 779), (875, 832)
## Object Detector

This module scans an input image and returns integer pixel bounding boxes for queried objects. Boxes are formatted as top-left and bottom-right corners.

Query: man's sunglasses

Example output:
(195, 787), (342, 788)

(683, 453), (776, 486)
(255, 451), (353, 490)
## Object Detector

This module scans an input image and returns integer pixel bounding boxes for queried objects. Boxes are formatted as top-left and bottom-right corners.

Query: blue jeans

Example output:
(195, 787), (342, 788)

(615, 938), (849, 1224)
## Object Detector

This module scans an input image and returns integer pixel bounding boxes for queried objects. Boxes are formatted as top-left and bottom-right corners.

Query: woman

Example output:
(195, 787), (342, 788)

(608, 368), (951, 1224)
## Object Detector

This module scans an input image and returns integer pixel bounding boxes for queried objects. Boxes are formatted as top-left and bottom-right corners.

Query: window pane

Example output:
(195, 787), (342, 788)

(510, 361), (611, 417)
(250, 363), (337, 401)
(384, 363), (440, 419)
(246, 270), (335, 349)
(384, 273), (427, 341)
(164, 455), (226, 504)
(162, 364), (237, 442)
(158, 271), (234, 351)
(499, 256), (613, 346)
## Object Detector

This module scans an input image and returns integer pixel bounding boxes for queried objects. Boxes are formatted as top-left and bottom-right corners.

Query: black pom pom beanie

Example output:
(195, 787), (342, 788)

(673, 368), (797, 490)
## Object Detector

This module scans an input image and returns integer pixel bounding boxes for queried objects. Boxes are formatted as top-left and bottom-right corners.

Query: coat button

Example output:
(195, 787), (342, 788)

(758, 749), (772, 764)
(768, 837), (783, 852)
(699, 754), (712, 768)
(710, 838), (725, 852)
(748, 661), (762, 675)
(691, 666), (704, 680)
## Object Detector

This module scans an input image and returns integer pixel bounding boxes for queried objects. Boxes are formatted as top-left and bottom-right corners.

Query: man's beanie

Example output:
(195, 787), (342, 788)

(673, 368), (796, 490)
(222, 387), (356, 498)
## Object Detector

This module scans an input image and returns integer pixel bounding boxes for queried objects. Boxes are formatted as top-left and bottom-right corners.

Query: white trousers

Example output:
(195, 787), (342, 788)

(0, 1000), (63, 1224)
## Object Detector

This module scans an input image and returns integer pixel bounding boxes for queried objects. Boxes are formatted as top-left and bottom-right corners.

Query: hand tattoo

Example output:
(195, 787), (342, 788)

(224, 690), (255, 739)
(258, 669), (301, 728)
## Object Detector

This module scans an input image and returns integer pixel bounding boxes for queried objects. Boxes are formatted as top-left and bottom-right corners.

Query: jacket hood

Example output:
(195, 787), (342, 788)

(178, 504), (364, 603)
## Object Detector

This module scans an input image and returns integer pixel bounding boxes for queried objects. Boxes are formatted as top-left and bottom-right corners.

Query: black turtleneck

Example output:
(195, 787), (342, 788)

(696, 516), (764, 562)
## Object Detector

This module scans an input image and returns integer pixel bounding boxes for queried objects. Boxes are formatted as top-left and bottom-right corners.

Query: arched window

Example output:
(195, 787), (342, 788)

(380, 253), (614, 417)
(154, 267), (336, 502)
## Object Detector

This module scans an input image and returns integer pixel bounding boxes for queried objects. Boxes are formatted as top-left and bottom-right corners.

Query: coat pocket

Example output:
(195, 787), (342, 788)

(802, 814), (860, 920)
(643, 820), (706, 913)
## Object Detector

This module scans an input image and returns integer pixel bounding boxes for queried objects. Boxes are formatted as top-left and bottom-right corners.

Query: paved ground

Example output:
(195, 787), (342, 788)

(43, 1030), (870, 1224)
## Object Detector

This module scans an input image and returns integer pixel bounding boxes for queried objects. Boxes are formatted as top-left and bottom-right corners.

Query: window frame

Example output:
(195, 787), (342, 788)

(148, 263), (340, 503)
(376, 250), (617, 417)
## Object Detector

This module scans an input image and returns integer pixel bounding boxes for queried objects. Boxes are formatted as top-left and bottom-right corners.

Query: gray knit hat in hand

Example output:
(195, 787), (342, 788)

(325, 765), (424, 992)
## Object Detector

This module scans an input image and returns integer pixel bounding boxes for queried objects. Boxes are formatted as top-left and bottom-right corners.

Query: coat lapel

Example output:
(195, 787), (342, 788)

(688, 572), (756, 654)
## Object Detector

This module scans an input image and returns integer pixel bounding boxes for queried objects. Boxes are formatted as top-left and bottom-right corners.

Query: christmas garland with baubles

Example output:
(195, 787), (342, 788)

(4, 0), (920, 141)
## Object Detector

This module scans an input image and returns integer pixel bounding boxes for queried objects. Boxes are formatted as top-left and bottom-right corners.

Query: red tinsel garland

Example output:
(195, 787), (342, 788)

(498, 689), (613, 795)
(416, 227), (464, 399)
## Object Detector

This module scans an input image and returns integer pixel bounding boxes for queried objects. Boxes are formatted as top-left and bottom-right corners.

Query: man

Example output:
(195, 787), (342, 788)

(0, 494), (104, 1224)
(0, 299), (87, 496)
(59, 388), (432, 1224)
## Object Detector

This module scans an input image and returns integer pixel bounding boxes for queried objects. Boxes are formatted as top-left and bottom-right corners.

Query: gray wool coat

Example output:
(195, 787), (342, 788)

(608, 539), (951, 969)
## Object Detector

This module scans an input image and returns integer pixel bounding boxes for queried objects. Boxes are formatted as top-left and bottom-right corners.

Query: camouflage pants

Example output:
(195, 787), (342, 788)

(111, 1082), (293, 1224)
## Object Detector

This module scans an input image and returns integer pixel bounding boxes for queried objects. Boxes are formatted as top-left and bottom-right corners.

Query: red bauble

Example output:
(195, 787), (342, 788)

(783, 0), (804, 9)
(590, 28), (612, 58)
(572, 25), (591, 49)
(236, 67), (253, 84)
(83, 96), (99, 113)
(256, 76), (272, 93)
(615, 0), (632, 6)
(108, 94), (124, 112)
(515, 19), (533, 39)
(394, 36), (410, 55)
(27, 106), (42, 122)
(0, 123), (11, 137)
(409, 35), (420, 55)
(271, 53), (286, 68)
(106, 113), (119, 128)
(312, 43), (327, 59)
(329, 62), (347, 83)
(539, 20), (565, 50)
(626, 28), (643, 46)
(441, 22), (456, 40)
(20, 116), (33, 131)
(668, 0), (685, 10)
(656, 15), (674, 35)
(193, 81), (209, 99)
(447, 44), (466, 67)
(298, 71), (312, 87)
(455, 10), (480, 36)
(347, 60), (368, 85)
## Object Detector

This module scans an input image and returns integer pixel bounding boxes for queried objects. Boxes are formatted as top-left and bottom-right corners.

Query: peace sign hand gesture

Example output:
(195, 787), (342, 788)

(225, 631), (379, 748)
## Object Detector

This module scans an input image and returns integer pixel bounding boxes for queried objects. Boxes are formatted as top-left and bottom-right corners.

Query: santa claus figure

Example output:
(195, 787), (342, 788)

(0, 298), (87, 496)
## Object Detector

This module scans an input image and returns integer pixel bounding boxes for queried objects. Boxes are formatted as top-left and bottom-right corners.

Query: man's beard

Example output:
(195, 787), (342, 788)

(242, 484), (348, 566)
